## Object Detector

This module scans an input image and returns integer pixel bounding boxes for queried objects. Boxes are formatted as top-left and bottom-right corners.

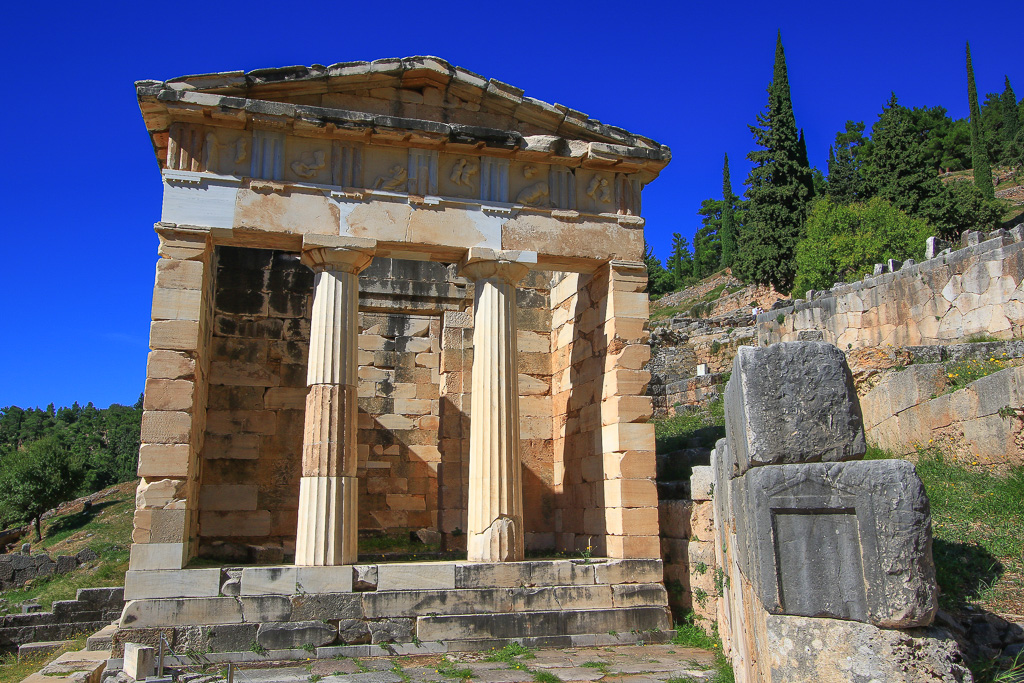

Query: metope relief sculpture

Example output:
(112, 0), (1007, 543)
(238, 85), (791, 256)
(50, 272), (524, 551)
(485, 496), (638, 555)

(586, 175), (613, 204)
(450, 158), (479, 189)
(373, 165), (408, 191)
(290, 150), (328, 180)
(516, 165), (550, 207)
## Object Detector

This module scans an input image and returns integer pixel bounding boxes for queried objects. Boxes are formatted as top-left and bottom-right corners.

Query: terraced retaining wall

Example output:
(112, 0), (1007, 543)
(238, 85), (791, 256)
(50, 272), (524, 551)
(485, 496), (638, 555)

(759, 227), (1024, 349)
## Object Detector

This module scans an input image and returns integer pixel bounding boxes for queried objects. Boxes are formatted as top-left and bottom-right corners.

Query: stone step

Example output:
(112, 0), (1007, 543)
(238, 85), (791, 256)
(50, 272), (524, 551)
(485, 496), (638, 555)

(17, 640), (73, 660)
(20, 648), (109, 683)
(416, 606), (672, 642)
(86, 623), (118, 651)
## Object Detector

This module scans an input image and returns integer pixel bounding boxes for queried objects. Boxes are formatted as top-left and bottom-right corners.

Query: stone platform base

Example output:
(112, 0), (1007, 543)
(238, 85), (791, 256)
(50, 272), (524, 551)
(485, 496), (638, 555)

(115, 559), (671, 656)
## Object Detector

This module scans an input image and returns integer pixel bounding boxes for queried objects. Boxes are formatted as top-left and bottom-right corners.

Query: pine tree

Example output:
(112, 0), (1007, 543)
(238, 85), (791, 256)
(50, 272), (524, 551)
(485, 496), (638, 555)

(1001, 76), (1020, 165)
(739, 31), (814, 293)
(666, 233), (694, 289)
(720, 154), (738, 268)
(642, 240), (670, 295)
(863, 93), (940, 217)
(966, 42), (995, 198)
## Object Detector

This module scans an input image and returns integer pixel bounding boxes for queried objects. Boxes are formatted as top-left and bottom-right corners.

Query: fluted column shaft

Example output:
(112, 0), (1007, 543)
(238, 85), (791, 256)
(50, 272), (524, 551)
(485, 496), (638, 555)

(460, 248), (535, 562)
(295, 238), (374, 566)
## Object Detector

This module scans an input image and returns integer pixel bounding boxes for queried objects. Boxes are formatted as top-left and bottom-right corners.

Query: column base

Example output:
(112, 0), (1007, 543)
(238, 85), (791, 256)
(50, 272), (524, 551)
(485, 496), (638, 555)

(295, 476), (358, 566)
(467, 514), (524, 562)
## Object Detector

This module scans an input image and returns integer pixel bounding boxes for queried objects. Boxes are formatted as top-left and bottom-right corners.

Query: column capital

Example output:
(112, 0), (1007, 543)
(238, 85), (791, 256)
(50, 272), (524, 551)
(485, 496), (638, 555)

(459, 247), (537, 284)
(300, 234), (377, 274)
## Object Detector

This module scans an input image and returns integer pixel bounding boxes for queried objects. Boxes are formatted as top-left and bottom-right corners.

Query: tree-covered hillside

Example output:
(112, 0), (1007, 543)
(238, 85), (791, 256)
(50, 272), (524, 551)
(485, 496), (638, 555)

(648, 36), (1024, 300)
(0, 400), (141, 536)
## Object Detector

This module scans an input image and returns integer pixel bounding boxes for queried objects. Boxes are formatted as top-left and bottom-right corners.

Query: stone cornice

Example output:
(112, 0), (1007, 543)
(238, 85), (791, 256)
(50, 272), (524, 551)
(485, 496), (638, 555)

(136, 57), (670, 178)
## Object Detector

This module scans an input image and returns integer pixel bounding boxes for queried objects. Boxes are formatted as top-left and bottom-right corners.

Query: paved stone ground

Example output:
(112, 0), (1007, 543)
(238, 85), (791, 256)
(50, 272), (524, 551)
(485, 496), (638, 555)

(213, 645), (718, 683)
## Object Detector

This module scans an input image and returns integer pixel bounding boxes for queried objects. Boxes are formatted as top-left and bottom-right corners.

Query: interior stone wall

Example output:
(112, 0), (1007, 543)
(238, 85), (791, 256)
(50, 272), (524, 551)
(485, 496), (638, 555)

(193, 247), (560, 560)
(198, 246), (312, 562)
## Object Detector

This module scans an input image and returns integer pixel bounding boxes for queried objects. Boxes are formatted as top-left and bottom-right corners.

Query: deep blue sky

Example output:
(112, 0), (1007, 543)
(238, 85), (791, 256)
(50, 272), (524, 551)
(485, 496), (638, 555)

(2, 0), (1022, 409)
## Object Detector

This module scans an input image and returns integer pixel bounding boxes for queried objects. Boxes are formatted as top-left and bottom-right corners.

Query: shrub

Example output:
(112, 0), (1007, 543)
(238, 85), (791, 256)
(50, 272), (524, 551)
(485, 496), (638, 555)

(792, 197), (933, 298)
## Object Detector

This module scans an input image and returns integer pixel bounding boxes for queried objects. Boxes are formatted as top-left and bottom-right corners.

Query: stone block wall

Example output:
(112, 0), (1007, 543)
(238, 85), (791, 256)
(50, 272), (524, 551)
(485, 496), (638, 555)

(709, 343), (962, 682)
(0, 588), (123, 652)
(862, 359), (1024, 468)
(0, 550), (97, 592)
(657, 467), (718, 629)
(196, 246), (312, 562)
(133, 227), (216, 570)
(356, 312), (442, 535)
(760, 229), (1024, 349)
(550, 262), (659, 559)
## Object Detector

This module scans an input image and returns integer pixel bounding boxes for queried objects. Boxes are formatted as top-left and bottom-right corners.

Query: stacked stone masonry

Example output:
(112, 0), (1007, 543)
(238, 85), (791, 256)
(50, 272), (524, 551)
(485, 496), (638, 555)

(116, 560), (670, 654)
(708, 342), (966, 682)
(0, 588), (123, 652)
(760, 226), (1024, 349)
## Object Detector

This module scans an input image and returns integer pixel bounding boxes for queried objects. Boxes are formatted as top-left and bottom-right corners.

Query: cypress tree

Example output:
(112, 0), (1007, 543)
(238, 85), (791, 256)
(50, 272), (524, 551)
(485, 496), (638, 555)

(966, 42), (995, 198)
(740, 31), (813, 293)
(720, 154), (738, 269)
(1001, 76), (1019, 164)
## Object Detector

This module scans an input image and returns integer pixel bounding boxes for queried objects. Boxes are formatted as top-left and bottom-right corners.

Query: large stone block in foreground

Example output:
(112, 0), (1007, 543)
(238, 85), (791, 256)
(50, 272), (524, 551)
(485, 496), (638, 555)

(724, 342), (865, 476)
(734, 460), (937, 628)
(765, 615), (970, 682)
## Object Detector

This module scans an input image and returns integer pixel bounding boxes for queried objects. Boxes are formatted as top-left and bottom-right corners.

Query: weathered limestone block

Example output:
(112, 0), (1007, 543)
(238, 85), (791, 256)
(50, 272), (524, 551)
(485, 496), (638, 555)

(724, 343), (865, 476)
(124, 642), (156, 681)
(240, 596), (292, 622)
(766, 615), (970, 682)
(338, 619), (371, 644)
(290, 593), (362, 621)
(736, 460), (937, 628)
(124, 569), (221, 600)
(368, 618), (414, 643)
(256, 621), (337, 650)
(120, 597), (243, 627)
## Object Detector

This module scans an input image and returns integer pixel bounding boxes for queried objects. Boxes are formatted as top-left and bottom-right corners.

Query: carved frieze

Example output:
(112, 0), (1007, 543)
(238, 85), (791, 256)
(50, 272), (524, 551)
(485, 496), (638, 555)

(548, 166), (575, 210)
(290, 150), (327, 180)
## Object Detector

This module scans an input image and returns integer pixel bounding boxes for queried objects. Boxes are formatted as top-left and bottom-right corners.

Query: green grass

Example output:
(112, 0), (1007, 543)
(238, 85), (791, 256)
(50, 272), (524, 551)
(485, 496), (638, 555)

(944, 357), (1011, 392)
(435, 657), (473, 680)
(869, 446), (1024, 616)
(532, 672), (562, 683)
(0, 482), (134, 614)
(0, 635), (88, 683)
(671, 614), (734, 682)
(965, 333), (1003, 343)
(653, 398), (726, 455)
(484, 643), (535, 662)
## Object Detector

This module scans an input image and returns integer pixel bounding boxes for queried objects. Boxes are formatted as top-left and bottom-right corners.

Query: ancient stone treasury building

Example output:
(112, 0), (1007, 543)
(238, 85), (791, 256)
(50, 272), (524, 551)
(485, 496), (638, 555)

(125, 58), (673, 649)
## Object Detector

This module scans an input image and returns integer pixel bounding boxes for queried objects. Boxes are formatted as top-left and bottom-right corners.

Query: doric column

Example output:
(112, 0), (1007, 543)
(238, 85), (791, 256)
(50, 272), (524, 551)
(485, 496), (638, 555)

(295, 235), (376, 566)
(459, 248), (537, 562)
